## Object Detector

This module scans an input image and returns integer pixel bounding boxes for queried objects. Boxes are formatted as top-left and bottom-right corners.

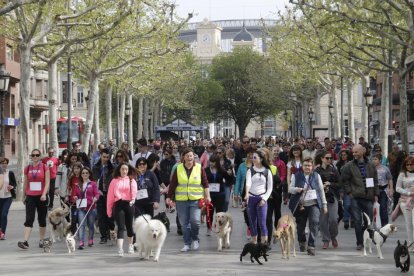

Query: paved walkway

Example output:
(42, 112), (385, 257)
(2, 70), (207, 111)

(0, 199), (409, 275)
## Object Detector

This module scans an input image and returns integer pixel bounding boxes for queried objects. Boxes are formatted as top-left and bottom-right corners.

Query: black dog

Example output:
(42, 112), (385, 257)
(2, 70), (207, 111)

(394, 240), (410, 273)
(153, 212), (170, 232)
(240, 242), (269, 265)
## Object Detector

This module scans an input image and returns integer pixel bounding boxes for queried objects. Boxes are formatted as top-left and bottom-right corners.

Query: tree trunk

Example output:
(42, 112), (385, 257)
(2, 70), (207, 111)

(120, 93), (126, 143)
(149, 99), (155, 139)
(153, 100), (160, 138)
(399, 70), (409, 153)
(347, 79), (355, 142)
(106, 84), (113, 141)
(379, 74), (389, 156)
(93, 86), (100, 152)
(116, 93), (120, 144)
(236, 119), (249, 138)
(47, 59), (59, 156)
(81, 73), (98, 153)
(361, 78), (368, 140)
(128, 94), (133, 150)
(17, 43), (31, 200)
(143, 98), (149, 139)
(314, 89), (321, 125)
(137, 96), (143, 139)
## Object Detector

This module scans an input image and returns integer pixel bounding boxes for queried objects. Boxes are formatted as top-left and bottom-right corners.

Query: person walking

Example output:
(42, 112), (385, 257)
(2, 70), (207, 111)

(315, 150), (341, 249)
(42, 147), (59, 210)
(372, 153), (393, 227)
(0, 157), (17, 240)
(341, 144), (379, 251)
(18, 149), (50, 250)
(245, 150), (273, 245)
(289, 156), (327, 256)
(107, 163), (137, 256)
(166, 148), (211, 252)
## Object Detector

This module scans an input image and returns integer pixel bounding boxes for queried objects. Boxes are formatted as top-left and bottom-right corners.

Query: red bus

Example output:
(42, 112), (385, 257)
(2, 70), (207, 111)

(57, 117), (84, 149)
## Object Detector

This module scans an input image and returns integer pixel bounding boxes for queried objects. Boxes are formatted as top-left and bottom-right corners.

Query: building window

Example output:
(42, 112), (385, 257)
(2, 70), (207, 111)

(77, 86), (84, 107)
(62, 81), (68, 103)
(6, 45), (14, 61)
(11, 94), (15, 118)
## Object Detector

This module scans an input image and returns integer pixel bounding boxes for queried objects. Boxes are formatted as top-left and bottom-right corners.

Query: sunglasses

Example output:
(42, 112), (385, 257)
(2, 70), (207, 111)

(242, 141), (249, 144)
(116, 155), (123, 158)
(325, 157), (333, 160)
(173, 147), (178, 149)
(31, 154), (41, 157)
(406, 163), (414, 166)
(138, 163), (147, 166)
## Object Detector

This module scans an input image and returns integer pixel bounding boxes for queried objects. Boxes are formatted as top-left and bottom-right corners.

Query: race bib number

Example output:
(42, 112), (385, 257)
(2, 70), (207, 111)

(304, 189), (317, 201)
(136, 189), (149, 200)
(30, 182), (42, 191)
(76, 199), (87, 208)
(209, 183), (220, 192)
(366, 178), (374, 188)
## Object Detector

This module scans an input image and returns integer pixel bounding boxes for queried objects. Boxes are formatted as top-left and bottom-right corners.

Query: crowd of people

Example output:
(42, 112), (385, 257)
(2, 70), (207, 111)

(0, 134), (412, 257)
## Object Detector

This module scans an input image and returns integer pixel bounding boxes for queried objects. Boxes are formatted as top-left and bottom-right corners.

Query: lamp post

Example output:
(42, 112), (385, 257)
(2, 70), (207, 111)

(295, 113), (299, 138)
(125, 102), (131, 142)
(283, 110), (288, 138)
(0, 65), (10, 157)
(364, 76), (374, 144)
(308, 107), (314, 139)
(328, 100), (334, 139)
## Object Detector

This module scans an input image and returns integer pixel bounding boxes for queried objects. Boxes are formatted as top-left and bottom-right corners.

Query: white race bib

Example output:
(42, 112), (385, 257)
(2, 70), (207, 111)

(76, 199), (87, 208)
(366, 178), (374, 188)
(209, 183), (220, 192)
(136, 189), (149, 200)
(29, 182), (42, 191)
(304, 189), (317, 201)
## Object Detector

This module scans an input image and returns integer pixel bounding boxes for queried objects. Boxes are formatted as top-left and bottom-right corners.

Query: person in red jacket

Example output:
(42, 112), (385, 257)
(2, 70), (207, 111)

(42, 147), (59, 210)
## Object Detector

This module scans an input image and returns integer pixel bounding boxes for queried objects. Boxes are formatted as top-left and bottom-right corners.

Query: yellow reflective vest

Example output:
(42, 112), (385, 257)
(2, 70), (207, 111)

(176, 163), (204, 201)
(270, 165), (277, 176)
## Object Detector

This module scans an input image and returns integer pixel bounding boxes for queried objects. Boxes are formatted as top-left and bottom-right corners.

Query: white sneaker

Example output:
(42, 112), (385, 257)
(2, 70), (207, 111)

(180, 245), (190, 252)
(206, 229), (212, 236)
(118, 249), (124, 257)
(128, 244), (134, 254)
(192, 240), (200, 251)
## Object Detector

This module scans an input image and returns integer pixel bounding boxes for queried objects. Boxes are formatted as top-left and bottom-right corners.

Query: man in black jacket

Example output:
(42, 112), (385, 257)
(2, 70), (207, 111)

(341, 144), (379, 251)
(92, 149), (114, 244)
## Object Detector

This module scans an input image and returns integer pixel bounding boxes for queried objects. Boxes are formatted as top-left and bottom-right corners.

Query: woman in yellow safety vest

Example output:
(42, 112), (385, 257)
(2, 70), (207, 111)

(166, 148), (211, 252)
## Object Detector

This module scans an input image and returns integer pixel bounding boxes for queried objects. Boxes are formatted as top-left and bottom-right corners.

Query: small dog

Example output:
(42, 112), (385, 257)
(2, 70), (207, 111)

(200, 206), (207, 224)
(48, 202), (70, 243)
(42, 238), (53, 253)
(273, 214), (297, 259)
(363, 212), (397, 259)
(214, 212), (233, 251)
(394, 240), (410, 272)
(65, 233), (76, 254)
(240, 243), (269, 265)
(109, 229), (117, 246)
(134, 215), (167, 262)
(153, 212), (171, 232)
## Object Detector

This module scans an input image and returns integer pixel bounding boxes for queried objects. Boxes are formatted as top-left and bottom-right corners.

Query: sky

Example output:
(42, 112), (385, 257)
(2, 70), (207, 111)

(174, 0), (290, 23)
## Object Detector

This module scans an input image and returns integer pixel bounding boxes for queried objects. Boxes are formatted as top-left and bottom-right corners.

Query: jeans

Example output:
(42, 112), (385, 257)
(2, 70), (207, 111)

(378, 189), (389, 226)
(295, 204), (320, 248)
(342, 193), (351, 221)
(0, 197), (13, 233)
(399, 201), (414, 243)
(78, 208), (97, 242)
(223, 186), (231, 212)
(350, 197), (373, 245)
(320, 197), (338, 242)
(176, 200), (201, 246)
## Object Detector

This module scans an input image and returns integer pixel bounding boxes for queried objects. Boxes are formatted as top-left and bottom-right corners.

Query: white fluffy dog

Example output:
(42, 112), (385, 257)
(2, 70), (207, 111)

(65, 233), (76, 254)
(48, 202), (70, 243)
(214, 212), (233, 251)
(134, 214), (167, 262)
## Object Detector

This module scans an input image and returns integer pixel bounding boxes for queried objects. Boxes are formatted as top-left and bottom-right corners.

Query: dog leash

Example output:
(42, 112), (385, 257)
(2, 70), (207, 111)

(204, 202), (214, 231)
(72, 203), (95, 237)
(133, 205), (150, 224)
(292, 185), (309, 215)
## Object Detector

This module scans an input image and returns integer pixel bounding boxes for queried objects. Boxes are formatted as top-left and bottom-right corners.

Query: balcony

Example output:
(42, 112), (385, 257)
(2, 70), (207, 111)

(30, 94), (49, 118)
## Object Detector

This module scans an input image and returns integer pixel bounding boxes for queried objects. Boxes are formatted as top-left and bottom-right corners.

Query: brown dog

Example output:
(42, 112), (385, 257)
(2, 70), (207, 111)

(273, 214), (297, 259)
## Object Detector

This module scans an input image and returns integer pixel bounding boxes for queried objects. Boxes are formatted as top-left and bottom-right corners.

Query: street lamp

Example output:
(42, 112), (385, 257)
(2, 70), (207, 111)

(328, 100), (334, 139)
(295, 113), (299, 138)
(125, 102), (131, 142)
(364, 76), (374, 144)
(0, 65), (10, 157)
(308, 107), (314, 139)
(283, 110), (288, 138)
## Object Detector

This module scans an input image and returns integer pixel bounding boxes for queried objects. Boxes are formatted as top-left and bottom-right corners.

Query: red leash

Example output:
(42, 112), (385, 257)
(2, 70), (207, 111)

(205, 202), (214, 230)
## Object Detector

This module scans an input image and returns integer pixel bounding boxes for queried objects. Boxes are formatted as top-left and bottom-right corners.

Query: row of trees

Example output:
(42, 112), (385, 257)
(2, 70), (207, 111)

(265, 0), (414, 155)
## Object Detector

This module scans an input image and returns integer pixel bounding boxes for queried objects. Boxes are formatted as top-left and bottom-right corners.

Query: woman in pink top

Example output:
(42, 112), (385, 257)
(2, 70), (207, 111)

(107, 162), (137, 257)
(73, 167), (99, 249)
(18, 149), (50, 250)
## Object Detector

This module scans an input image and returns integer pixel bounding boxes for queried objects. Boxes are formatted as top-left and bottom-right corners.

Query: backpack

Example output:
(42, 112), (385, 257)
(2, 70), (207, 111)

(249, 167), (269, 196)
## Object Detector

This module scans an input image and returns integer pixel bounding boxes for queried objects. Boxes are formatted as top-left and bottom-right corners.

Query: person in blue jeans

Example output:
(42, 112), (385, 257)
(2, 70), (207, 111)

(289, 157), (327, 256)
(336, 149), (353, 229)
(341, 144), (379, 251)
(372, 153), (393, 226)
